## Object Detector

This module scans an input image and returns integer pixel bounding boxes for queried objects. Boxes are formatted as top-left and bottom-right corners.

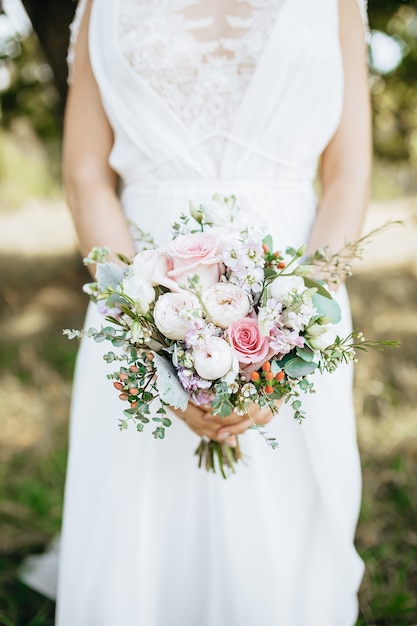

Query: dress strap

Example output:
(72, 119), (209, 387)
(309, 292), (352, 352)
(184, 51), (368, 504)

(67, 0), (90, 84)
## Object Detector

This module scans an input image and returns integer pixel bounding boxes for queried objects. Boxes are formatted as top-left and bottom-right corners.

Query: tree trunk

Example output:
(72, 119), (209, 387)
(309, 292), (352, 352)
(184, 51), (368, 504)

(20, 0), (76, 108)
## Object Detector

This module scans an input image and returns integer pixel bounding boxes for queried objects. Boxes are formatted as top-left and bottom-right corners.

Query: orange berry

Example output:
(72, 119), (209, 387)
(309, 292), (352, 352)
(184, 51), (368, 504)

(146, 352), (154, 361)
(265, 372), (274, 381)
(273, 251), (281, 258)
(250, 371), (260, 382)
(129, 365), (139, 373)
(119, 373), (128, 381)
(113, 381), (123, 391)
(275, 371), (285, 381)
(277, 261), (286, 269)
(264, 385), (274, 394)
(262, 361), (271, 372)
(119, 393), (129, 401)
(129, 388), (139, 396)
(130, 401), (138, 408)
(262, 243), (269, 254)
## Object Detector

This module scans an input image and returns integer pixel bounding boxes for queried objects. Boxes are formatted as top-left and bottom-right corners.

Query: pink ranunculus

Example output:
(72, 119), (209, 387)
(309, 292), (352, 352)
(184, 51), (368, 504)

(228, 317), (271, 366)
(166, 232), (223, 290)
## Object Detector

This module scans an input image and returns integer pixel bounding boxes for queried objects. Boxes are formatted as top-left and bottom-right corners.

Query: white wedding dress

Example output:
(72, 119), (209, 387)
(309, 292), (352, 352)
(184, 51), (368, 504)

(52, 1), (368, 624)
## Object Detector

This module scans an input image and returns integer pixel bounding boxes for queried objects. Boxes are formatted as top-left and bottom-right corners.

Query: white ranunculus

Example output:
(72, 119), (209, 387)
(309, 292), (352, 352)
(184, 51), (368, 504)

(193, 337), (234, 380)
(202, 282), (250, 329)
(268, 275), (305, 301)
(153, 292), (201, 340)
(122, 275), (155, 315)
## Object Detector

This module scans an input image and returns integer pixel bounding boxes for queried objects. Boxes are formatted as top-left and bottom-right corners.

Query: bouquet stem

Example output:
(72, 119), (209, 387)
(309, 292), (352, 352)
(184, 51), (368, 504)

(195, 438), (243, 479)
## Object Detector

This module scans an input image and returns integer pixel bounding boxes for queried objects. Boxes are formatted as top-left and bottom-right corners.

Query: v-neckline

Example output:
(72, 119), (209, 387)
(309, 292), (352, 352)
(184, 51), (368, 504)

(112, 0), (289, 175)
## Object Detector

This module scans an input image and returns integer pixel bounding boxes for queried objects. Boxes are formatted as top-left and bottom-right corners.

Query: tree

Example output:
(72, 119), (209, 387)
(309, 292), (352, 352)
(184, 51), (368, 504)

(19, 0), (75, 106)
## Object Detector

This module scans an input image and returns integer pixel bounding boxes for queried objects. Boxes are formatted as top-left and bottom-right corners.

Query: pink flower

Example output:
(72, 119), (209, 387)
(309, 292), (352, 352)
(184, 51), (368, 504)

(228, 317), (270, 366)
(130, 249), (182, 293)
(166, 233), (223, 290)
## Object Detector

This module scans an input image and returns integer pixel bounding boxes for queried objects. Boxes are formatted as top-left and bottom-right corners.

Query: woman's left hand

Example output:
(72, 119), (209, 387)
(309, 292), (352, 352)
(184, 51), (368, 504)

(214, 398), (284, 442)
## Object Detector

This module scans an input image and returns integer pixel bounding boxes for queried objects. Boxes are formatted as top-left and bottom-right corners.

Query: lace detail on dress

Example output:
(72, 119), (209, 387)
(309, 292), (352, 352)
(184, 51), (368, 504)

(118, 0), (285, 167)
(67, 0), (89, 84)
(356, 0), (370, 42)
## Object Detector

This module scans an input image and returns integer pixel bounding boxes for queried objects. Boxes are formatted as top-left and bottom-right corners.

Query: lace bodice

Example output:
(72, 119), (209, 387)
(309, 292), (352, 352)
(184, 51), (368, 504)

(118, 0), (285, 165)
(68, 0), (368, 175)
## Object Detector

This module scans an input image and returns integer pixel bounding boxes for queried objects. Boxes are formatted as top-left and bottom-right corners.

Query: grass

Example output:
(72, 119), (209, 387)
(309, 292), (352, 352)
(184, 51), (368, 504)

(0, 252), (416, 625)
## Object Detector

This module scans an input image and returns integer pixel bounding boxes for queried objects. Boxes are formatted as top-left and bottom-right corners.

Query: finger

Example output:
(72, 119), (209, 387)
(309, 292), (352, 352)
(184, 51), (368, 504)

(216, 417), (252, 440)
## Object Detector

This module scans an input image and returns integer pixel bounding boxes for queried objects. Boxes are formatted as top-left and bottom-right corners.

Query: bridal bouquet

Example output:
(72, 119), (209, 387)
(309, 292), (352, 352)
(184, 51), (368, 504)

(64, 194), (396, 477)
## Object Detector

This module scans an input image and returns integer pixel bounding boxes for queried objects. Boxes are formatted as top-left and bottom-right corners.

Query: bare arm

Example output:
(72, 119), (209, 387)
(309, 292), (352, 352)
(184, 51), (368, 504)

(307, 0), (372, 259)
(62, 0), (136, 267)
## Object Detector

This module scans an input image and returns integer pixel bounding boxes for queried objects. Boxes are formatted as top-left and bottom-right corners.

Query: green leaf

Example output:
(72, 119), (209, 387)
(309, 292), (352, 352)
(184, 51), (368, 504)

(262, 234), (273, 251)
(162, 417), (172, 427)
(283, 357), (317, 378)
(312, 293), (341, 324)
(264, 268), (278, 278)
(211, 395), (233, 417)
(296, 346), (315, 362)
(96, 262), (125, 290)
(303, 277), (333, 299)
(153, 353), (189, 411)
(136, 423), (144, 432)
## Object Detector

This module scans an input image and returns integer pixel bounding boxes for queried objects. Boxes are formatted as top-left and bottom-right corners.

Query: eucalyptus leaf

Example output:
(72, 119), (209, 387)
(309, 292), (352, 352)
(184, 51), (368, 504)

(153, 353), (189, 411)
(312, 293), (341, 324)
(296, 346), (315, 362)
(283, 357), (317, 378)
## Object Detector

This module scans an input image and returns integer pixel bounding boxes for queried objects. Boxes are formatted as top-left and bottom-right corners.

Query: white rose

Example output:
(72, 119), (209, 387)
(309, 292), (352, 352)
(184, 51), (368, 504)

(153, 292), (201, 340)
(122, 275), (155, 315)
(193, 337), (234, 380)
(268, 275), (305, 301)
(202, 282), (250, 329)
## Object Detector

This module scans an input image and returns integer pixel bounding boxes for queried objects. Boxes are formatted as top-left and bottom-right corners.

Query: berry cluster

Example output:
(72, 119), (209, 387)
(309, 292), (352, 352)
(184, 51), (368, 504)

(249, 360), (286, 396)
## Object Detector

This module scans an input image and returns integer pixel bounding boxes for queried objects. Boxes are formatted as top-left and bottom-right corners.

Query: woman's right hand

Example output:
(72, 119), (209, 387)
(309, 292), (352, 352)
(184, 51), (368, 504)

(171, 398), (281, 446)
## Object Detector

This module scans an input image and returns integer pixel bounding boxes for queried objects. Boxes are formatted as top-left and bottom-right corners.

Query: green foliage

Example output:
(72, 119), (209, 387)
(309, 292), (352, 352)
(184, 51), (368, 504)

(369, 3), (417, 181)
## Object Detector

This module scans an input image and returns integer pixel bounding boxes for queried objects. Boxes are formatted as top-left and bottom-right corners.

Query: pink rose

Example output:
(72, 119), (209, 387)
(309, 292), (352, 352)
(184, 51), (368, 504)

(228, 317), (271, 366)
(167, 233), (223, 290)
(130, 249), (183, 293)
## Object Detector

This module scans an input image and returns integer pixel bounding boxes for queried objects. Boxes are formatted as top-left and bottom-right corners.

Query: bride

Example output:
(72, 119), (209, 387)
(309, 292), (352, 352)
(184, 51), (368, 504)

(42, 0), (371, 624)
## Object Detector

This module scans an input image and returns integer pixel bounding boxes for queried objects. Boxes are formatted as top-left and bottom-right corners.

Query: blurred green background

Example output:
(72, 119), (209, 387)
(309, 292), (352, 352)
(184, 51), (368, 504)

(0, 1), (416, 624)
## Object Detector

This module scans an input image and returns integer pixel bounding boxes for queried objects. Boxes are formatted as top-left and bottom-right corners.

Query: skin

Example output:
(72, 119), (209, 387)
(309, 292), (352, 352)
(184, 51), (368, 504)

(63, 0), (371, 445)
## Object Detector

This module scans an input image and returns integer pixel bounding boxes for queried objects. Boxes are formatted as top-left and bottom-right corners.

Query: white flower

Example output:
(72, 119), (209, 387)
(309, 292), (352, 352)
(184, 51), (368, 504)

(202, 282), (250, 329)
(268, 275), (305, 302)
(193, 337), (235, 380)
(282, 301), (316, 332)
(153, 292), (201, 340)
(306, 323), (336, 351)
(203, 194), (239, 227)
(122, 274), (155, 315)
